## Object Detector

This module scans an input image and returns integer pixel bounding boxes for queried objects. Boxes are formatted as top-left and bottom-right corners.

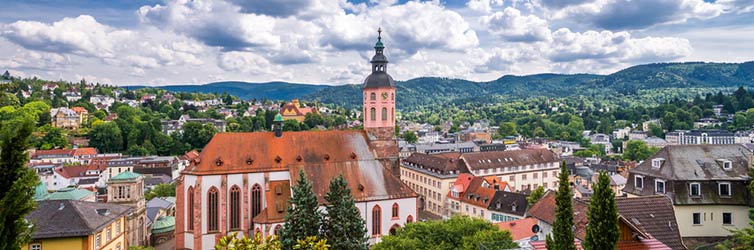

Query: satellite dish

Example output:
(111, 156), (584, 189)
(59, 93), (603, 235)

(531, 235), (539, 241)
(532, 224), (540, 233)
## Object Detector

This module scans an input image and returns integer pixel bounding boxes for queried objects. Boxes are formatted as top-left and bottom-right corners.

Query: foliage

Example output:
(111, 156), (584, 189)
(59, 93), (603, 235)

(214, 232), (281, 250)
(280, 170), (322, 249)
(88, 122), (123, 153)
(0, 118), (38, 249)
(584, 172), (619, 250)
(623, 140), (660, 161)
(374, 215), (517, 250)
(497, 122), (518, 137)
(401, 130), (418, 144)
(35, 126), (68, 149)
(182, 122), (218, 149)
(321, 175), (368, 250)
(527, 186), (545, 205)
(293, 236), (330, 250)
(145, 183), (176, 201)
(546, 161), (576, 250)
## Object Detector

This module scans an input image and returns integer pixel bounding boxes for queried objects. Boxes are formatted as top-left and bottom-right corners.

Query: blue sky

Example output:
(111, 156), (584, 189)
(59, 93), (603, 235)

(1, 0), (753, 86)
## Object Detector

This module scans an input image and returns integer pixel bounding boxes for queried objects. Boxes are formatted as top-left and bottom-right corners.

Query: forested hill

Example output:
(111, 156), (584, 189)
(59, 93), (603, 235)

(131, 81), (329, 101)
(306, 61), (754, 110)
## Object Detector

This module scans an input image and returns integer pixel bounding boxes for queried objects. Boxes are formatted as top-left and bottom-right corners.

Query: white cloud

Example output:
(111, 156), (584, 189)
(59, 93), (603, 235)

(467, 0), (504, 13)
(481, 7), (552, 42)
(548, 28), (691, 63)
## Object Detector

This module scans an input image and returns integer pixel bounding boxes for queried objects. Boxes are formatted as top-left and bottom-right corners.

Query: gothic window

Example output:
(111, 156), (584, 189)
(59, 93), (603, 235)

(406, 215), (413, 223)
(230, 185), (241, 230)
(370, 93), (376, 101)
(392, 203), (399, 218)
(187, 186), (194, 231)
(391, 108), (394, 121)
(251, 184), (262, 220)
(382, 108), (388, 121)
(370, 108), (376, 121)
(372, 205), (382, 235)
(208, 187), (219, 232)
(391, 93), (394, 100)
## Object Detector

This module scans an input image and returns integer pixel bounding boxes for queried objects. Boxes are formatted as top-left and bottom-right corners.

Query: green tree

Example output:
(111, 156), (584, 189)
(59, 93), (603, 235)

(497, 122), (518, 137)
(527, 186), (545, 205)
(182, 122), (217, 149)
(0, 119), (38, 249)
(280, 170), (322, 249)
(546, 161), (576, 250)
(283, 119), (301, 131)
(294, 236), (330, 250)
(583, 172), (619, 250)
(374, 215), (517, 250)
(89, 122), (123, 153)
(321, 175), (368, 250)
(37, 127), (68, 149)
(402, 131), (418, 144)
(623, 140), (659, 161)
(215, 232), (281, 250)
(145, 183), (176, 201)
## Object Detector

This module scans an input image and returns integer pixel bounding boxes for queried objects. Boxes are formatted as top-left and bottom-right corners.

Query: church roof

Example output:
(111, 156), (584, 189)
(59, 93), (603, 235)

(46, 187), (95, 201)
(363, 71), (395, 89)
(151, 216), (175, 234)
(111, 171), (142, 180)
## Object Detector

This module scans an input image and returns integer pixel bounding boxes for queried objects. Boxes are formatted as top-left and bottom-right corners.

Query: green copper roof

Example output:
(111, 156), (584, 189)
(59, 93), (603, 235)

(47, 187), (94, 201)
(375, 40), (384, 48)
(151, 216), (175, 234)
(111, 171), (142, 180)
(34, 182), (50, 201)
(274, 113), (283, 122)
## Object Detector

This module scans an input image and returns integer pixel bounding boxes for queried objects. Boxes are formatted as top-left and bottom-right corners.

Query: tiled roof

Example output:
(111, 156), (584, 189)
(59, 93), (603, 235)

(72, 147), (97, 156)
(54, 165), (88, 179)
(458, 177), (497, 208)
(496, 217), (538, 241)
(46, 187), (95, 201)
(70, 107), (88, 114)
(448, 173), (475, 201)
(111, 171), (141, 180)
(488, 191), (528, 216)
(530, 238), (671, 250)
(27, 200), (131, 239)
(526, 191), (590, 240)
(629, 144), (750, 181)
(402, 152), (464, 174)
(616, 196), (686, 250)
(33, 149), (74, 158)
(461, 148), (558, 171)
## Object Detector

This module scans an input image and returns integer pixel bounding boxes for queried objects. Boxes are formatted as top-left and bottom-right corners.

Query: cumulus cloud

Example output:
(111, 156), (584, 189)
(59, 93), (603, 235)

(218, 51), (276, 76)
(548, 28), (691, 63)
(481, 7), (552, 42)
(467, 0), (504, 13)
(227, 0), (313, 17)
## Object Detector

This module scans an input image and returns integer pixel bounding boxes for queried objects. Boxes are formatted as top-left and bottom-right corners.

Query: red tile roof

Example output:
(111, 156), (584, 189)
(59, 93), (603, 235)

(448, 173), (475, 201)
(526, 191), (590, 239)
(458, 177), (497, 208)
(70, 107), (88, 114)
(529, 238), (671, 250)
(496, 217), (538, 241)
(461, 148), (558, 171)
(33, 149), (74, 158)
(73, 147), (97, 156)
(54, 165), (89, 179)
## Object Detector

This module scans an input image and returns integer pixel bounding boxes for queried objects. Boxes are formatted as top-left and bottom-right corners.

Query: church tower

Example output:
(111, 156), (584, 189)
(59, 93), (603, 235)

(363, 28), (396, 139)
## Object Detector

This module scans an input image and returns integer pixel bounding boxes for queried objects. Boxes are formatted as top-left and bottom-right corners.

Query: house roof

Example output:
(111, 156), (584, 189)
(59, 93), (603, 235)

(70, 107), (88, 114)
(34, 182), (50, 201)
(629, 144), (750, 181)
(147, 197), (176, 210)
(151, 216), (175, 234)
(529, 238), (671, 250)
(496, 217), (538, 241)
(402, 152), (464, 174)
(72, 147), (97, 156)
(27, 200), (131, 239)
(111, 171), (142, 180)
(615, 195), (686, 250)
(46, 187), (95, 201)
(488, 190), (528, 216)
(32, 149), (74, 158)
(448, 173), (475, 200)
(458, 177), (497, 208)
(54, 165), (88, 179)
(526, 191), (590, 240)
(461, 148), (558, 171)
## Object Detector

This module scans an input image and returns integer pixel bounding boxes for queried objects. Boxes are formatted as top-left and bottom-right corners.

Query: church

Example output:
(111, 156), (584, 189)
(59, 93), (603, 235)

(175, 30), (417, 250)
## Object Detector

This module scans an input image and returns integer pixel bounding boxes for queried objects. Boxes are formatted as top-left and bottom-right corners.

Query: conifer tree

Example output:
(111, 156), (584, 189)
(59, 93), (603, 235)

(0, 119), (38, 250)
(281, 170), (322, 249)
(321, 175), (368, 250)
(584, 171), (619, 250)
(546, 161), (576, 250)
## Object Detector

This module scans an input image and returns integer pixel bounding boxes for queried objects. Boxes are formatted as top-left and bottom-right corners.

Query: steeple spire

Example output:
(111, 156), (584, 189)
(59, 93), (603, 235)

(371, 27), (387, 73)
(375, 27), (384, 49)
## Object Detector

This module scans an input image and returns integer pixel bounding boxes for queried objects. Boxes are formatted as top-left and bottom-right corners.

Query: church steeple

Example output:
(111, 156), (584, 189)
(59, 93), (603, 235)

(371, 27), (388, 73)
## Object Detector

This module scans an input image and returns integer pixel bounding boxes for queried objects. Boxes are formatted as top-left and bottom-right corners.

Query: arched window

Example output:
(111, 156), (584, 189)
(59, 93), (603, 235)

(274, 225), (282, 235)
(406, 215), (413, 223)
(372, 205), (382, 235)
(391, 108), (394, 122)
(391, 93), (394, 100)
(251, 184), (262, 220)
(370, 93), (376, 101)
(230, 185), (241, 230)
(389, 224), (400, 235)
(392, 203), (399, 218)
(187, 186), (194, 231)
(370, 108), (376, 121)
(382, 108), (388, 121)
(207, 187), (219, 232)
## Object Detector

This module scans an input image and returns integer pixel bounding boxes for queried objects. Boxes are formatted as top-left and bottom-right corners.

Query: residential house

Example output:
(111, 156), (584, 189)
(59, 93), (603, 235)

(23, 200), (130, 250)
(528, 192), (685, 250)
(496, 218), (540, 249)
(70, 107), (88, 125)
(460, 149), (560, 192)
(161, 115), (227, 135)
(623, 144), (753, 244)
(42, 83), (57, 91)
(589, 133), (612, 154)
(629, 131), (648, 140)
(613, 126), (632, 140)
(280, 99), (317, 122)
(50, 107), (83, 129)
(29, 147), (98, 165)
(90, 95), (115, 110)
(63, 90), (82, 102)
(401, 152), (464, 217)
(447, 174), (527, 223)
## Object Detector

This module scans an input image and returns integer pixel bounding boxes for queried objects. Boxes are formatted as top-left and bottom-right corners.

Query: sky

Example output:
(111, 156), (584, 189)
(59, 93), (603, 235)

(1, 0), (753, 86)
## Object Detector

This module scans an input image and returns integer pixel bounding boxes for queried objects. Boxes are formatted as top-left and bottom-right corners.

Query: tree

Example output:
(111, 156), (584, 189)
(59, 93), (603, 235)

(182, 122), (217, 149)
(215, 232), (281, 250)
(546, 161), (576, 250)
(37, 127), (68, 149)
(293, 236), (330, 250)
(402, 131), (418, 144)
(583, 172), (619, 250)
(623, 140), (658, 161)
(527, 186), (545, 205)
(145, 183), (176, 201)
(283, 119), (301, 131)
(0, 119), (38, 249)
(374, 215), (517, 250)
(280, 170), (322, 249)
(89, 122), (123, 153)
(321, 175), (368, 250)
(497, 122), (517, 137)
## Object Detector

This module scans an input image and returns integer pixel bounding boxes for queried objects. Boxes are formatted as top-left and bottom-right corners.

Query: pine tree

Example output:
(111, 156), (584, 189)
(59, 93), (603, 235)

(0, 119), (38, 250)
(321, 175), (368, 250)
(546, 161), (576, 250)
(281, 170), (322, 249)
(583, 171), (619, 250)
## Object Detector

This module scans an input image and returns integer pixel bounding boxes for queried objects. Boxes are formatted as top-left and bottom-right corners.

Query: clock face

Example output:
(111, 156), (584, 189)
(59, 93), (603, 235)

(381, 92), (388, 99)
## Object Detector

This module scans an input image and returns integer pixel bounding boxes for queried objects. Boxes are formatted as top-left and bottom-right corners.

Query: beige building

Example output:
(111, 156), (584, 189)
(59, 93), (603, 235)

(50, 107), (87, 130)
(460, 149), (561, 192)
(400, 152), (463, 217)
(624, 144), (753, 244)
(107, 172), (148, 247)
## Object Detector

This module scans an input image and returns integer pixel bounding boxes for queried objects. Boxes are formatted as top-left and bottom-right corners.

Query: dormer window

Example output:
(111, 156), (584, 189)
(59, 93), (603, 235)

(719, 182), (731, 197)
(635, 175), (644, 189)
(723, 161), (732, 171)
(652, 158), (665, 169)
(655, 179), (666, 194)
(689, 182), (701, 197)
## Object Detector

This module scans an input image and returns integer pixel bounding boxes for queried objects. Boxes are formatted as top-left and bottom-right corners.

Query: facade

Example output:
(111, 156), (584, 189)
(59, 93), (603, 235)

(693, 118), (722, 128)
(29, 147), (98, 165)
(459, 149), (560, 192)
(50, 107), (84, 129)
(107, 172), (148, 247)
(279, 99), (317, 122)
(447, 175), (526, 222)
(175, 30), (417, 250)
(24, 200), (130, 250)
(664, 130), (735, 145)
(623, 144), (753, 242)
(400, 152), (463, 217)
